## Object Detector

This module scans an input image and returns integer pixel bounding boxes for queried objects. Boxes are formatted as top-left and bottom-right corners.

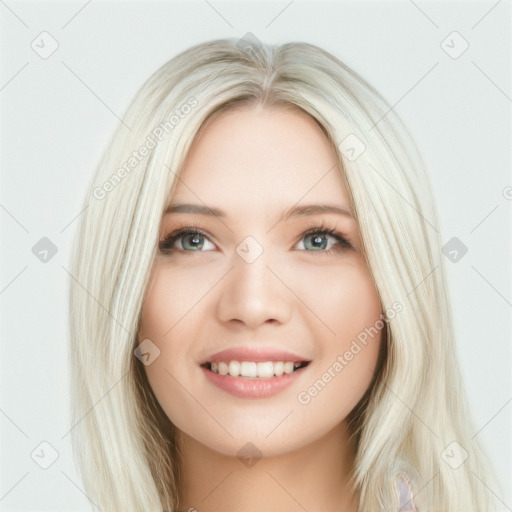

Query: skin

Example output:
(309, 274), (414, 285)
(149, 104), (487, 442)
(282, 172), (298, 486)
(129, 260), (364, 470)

(138, 104), (384, 511)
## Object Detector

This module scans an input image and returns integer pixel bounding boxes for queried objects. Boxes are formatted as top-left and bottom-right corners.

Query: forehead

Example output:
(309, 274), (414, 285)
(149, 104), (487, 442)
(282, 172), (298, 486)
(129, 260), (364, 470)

(170, 105), (350, 210)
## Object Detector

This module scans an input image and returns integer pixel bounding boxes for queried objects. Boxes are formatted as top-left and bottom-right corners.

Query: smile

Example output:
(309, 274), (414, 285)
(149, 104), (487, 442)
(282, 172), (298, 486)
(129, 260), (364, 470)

(200, 359), (311, 399)
(203, 360), (310, 378)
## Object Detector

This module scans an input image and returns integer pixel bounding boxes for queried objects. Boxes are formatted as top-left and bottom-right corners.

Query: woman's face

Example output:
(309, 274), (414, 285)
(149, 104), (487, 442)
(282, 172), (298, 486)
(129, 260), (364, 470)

(138, 104), (383, 457)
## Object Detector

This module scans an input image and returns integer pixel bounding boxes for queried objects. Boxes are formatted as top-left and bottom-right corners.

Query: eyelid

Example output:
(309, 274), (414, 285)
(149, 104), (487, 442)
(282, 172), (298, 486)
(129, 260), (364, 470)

(295, 225), (352, 252)
(160, 220), (213, 242)
(159, 222), (215, 252)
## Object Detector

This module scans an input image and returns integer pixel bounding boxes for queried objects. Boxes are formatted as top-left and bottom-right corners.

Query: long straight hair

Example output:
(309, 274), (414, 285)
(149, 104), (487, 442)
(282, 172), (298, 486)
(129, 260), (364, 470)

(67, 37), (500, 511)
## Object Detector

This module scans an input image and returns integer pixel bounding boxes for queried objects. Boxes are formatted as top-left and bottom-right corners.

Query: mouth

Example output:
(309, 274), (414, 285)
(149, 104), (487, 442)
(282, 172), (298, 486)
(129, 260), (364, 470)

(200, 360), (311, 378)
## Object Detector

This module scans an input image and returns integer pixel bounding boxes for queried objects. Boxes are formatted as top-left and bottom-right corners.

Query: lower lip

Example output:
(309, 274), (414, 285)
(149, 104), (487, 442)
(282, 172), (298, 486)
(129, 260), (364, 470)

(201, 365), (308, 399)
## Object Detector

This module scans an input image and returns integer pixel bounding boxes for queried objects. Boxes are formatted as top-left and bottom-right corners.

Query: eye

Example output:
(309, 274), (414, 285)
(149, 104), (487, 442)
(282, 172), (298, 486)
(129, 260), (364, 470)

(159, 228), (215, 253)
(296, 226), (352, 255)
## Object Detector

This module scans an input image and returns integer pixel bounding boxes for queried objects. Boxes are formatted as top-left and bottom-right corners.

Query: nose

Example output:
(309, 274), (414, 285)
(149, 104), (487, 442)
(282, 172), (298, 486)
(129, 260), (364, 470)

(215, 249), (293, 330)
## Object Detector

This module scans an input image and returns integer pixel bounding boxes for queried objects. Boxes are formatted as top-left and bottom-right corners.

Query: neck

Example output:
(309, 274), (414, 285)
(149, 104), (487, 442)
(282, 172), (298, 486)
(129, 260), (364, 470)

(176, 421), (358, 512)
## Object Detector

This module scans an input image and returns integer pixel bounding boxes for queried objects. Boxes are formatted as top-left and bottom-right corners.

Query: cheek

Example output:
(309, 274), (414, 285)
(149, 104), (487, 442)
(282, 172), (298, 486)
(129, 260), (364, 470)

(138, 265), (170, 342)
(334, 263), (383, 379)
(137, 264), (211, 428)
(296, 260), (383, 406)
(295, 258), (382, 341)
(335, 264), (382, 348)
(138, 262), (212, 341)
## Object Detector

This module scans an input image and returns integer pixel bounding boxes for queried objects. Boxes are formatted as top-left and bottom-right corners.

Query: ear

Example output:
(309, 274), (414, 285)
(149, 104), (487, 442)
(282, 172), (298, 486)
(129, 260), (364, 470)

(393, 472), (419, 511)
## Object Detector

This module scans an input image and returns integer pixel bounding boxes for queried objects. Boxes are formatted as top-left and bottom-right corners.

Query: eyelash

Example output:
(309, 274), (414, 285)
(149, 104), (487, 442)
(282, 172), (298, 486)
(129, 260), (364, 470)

(158, 221), (352, 256)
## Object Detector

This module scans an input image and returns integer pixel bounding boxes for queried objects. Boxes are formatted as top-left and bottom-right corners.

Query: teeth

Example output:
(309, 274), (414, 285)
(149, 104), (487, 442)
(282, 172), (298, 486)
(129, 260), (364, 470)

(256, 361), (274, 378)
(274, 361), (284, 377)
(240, 361), (257, 378)
(228, 360), (240, 377)
(208, 360), (307, 378)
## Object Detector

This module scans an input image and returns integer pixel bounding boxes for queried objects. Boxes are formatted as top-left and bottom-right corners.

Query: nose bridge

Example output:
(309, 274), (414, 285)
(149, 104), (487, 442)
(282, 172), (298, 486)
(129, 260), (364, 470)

(232, 237), (275, 299)
(216, 237), (292, 327)
(235, 240), (272, 288)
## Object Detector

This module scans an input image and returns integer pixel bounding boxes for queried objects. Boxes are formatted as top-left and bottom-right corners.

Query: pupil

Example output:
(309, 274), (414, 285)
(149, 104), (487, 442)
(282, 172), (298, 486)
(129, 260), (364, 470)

(310, 234), (326, 250)
(186, 234), (203, 250)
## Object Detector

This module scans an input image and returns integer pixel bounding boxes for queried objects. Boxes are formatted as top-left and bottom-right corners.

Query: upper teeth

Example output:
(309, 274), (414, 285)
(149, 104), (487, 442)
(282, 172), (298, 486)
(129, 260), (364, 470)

(211, 361), (303, 378)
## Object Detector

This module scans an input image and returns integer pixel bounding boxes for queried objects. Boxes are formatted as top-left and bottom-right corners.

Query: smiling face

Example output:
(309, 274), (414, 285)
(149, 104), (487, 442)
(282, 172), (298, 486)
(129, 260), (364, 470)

(137, 103), (384, 458)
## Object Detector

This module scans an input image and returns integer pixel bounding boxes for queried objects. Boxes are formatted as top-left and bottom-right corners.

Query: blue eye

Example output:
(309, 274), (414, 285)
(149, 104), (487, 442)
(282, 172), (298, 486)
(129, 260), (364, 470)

(159, 228), (213, 253)
(299, 228), (352, 253)
(159, 226), (352, 255)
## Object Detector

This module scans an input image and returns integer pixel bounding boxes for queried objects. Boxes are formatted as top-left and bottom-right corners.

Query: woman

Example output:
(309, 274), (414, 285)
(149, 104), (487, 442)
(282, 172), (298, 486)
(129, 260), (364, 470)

(68, 38), (499, 511)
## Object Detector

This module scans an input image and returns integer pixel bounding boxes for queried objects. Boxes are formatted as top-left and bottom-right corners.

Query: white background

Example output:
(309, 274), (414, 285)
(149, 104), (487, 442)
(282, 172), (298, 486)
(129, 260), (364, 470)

(1, 0), (511, 510)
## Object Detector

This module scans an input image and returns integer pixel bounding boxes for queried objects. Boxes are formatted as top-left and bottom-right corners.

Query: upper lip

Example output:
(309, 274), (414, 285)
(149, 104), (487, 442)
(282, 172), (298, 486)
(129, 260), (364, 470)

(200, 346), (311, 364)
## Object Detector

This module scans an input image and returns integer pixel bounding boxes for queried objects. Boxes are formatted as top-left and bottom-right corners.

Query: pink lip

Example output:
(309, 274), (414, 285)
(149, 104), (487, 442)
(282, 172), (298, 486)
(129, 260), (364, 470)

(201, 365), (309, 399)
(201, 346), (310, 364)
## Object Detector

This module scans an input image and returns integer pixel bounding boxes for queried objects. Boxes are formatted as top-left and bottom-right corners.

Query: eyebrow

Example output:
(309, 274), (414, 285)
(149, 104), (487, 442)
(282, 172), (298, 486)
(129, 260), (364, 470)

(164, 203), (353, 220)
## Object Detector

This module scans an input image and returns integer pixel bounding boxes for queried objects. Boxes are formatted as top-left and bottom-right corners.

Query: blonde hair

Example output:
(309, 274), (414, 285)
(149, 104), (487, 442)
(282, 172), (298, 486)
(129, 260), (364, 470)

(67, 37), (500, 511)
